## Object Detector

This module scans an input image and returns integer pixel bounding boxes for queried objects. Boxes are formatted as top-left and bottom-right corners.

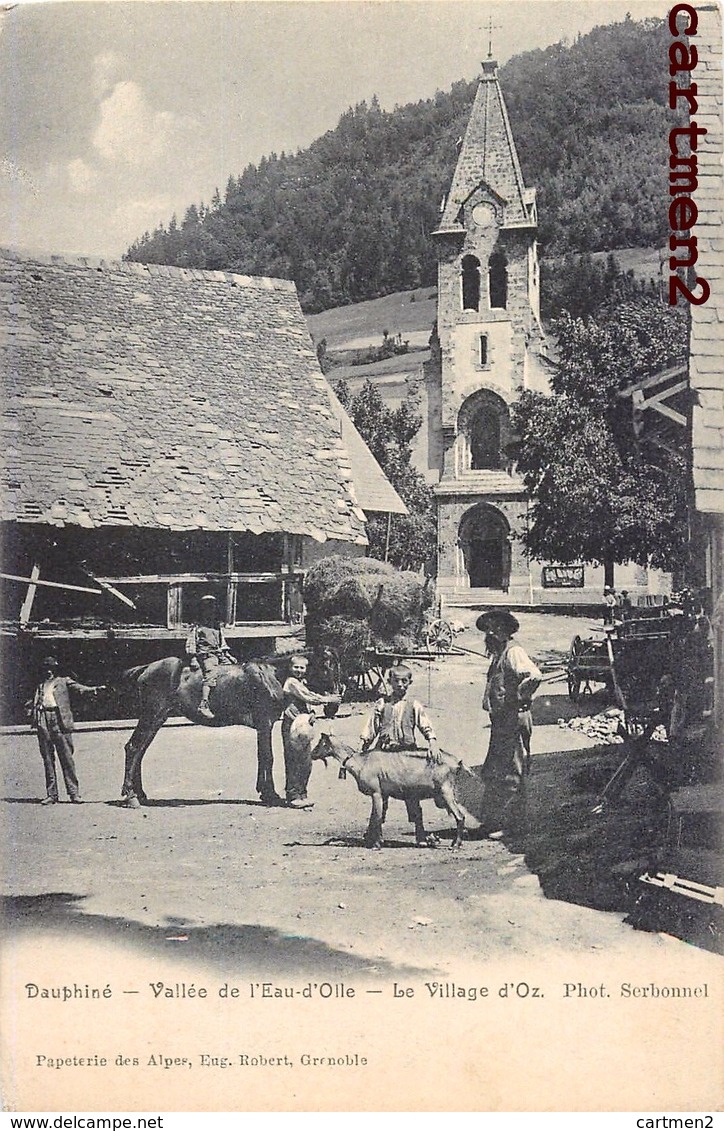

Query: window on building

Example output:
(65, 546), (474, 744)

(479, 334), (488, 366)
(470, 405), (502, 470)
(489, 251), (508, 309)
(461, 255), (481, 311)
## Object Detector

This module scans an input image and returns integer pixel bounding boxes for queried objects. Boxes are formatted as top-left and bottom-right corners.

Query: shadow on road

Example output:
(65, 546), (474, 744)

(2, 891), (439, 978)
(507, 745), (723, 955)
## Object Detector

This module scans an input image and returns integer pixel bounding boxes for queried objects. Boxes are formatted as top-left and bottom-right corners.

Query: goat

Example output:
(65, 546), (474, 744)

(311, 732), (469, 850)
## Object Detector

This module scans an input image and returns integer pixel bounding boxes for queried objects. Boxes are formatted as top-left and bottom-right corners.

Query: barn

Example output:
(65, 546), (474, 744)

(0, 249), (405, 718)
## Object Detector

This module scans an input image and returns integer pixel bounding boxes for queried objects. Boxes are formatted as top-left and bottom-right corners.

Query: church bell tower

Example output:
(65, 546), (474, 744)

(431, 55), (549, 603)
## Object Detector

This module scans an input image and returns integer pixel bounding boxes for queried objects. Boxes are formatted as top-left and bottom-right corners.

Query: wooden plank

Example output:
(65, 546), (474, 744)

(644, 400), (687, 427)
(0, 621), (301, 640)
(618, 363), (688, 398)
(1, 573), (102, 595)
(226, 577), (237, 627)
(92, 572), (303, 585)
(645, 379), (688, 406)
(167, 584), (182, 629)
(81, 570), (137, 609)
(19, 563), (40, 624)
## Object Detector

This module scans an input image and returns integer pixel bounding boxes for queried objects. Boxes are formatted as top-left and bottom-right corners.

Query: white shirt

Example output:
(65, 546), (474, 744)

(40, 678), (58, 709)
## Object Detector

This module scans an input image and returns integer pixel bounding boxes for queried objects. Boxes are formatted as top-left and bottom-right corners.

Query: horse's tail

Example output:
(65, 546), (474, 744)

(245, 661), (284, 706)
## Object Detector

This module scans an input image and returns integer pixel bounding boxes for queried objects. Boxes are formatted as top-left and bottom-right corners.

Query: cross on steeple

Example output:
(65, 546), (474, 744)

(481, 16), (501, 60)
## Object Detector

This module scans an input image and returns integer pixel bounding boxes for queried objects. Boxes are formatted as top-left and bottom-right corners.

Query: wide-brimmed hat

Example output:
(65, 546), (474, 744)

(475, 610), (520, 637)
(41, 655), (60, 670)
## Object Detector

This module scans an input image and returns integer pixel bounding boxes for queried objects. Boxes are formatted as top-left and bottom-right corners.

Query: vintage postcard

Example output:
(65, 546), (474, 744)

(1, 0), (722, 1114)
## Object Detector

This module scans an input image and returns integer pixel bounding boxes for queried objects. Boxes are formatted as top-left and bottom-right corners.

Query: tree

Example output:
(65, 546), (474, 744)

(335, 380), (436, 572)
(540, 252), (658, 321)
(511, 299), (690, 580)
(125, 18), (678, 311)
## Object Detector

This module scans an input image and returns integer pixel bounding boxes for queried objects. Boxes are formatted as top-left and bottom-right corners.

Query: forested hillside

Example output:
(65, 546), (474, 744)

(126, 17), (677, 312)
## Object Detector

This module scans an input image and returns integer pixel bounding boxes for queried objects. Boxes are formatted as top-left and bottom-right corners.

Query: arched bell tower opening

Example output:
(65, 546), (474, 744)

(488, 249), (508, 309)
(459, 503), (511, 590)
(461, 255), (481, 312)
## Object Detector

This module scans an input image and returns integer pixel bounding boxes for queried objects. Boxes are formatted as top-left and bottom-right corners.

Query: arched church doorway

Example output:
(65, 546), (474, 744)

(459, 504), (511, 590)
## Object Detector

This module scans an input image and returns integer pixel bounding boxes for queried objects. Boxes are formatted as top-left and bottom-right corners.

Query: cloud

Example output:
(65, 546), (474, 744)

(66, 157), (99, 195)
(92, 51), (124, 100)
(92, 80), (197, 169)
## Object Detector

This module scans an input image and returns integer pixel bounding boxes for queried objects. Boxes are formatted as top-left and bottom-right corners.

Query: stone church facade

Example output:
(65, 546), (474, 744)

(426, 57), (668, 606)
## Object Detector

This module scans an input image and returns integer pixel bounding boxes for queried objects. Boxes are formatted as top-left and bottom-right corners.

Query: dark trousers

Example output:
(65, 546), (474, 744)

(480, 709), (532, 831)
(282, 714), (312, 801)
(37, 710), (80, 801)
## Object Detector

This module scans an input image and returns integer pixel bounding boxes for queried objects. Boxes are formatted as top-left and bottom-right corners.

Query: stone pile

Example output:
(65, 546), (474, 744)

(559, 708), (626, 744)
(559, 709), (669, 745)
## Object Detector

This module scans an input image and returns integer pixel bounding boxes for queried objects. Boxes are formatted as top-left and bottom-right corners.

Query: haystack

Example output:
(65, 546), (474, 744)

(304, 556), (432, 676)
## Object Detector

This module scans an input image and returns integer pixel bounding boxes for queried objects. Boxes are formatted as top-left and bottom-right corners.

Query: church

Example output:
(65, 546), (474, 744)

(424, 55), (668, 607)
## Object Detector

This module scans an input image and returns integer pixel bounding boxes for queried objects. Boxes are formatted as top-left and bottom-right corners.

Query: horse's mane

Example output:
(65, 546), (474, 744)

(245, 661), (284, 704)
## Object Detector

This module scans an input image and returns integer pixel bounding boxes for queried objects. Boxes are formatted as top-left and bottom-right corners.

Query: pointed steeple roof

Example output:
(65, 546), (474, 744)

(436, 60), (534, 234)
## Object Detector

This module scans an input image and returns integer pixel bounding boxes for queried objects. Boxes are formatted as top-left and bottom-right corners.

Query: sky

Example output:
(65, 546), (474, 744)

(0, 0), (670, 258)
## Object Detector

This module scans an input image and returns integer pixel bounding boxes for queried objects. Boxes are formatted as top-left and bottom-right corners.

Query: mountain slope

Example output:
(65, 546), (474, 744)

(126, 17), (677, 313)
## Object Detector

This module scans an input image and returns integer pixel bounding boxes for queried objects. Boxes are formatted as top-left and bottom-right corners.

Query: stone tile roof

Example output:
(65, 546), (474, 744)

(323, 383), (407, 515)
(437, 61), (532, 233)
(690, 5), (724, 515)
(0, 250), (370, 542)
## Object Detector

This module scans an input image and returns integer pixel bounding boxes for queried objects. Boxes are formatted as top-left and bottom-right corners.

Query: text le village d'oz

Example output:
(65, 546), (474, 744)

(25, 977), (710, 1004)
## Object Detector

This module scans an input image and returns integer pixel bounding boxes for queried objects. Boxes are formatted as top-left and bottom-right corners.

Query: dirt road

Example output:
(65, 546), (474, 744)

(0, 611), (711, 971)
(2, 612), (721, 1112)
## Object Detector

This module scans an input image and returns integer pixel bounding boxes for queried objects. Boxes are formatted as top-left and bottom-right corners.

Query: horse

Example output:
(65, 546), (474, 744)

(115, 658), (284, 808)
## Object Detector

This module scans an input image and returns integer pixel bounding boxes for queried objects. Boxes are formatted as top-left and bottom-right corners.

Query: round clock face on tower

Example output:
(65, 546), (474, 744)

(472, 202), (496, 227)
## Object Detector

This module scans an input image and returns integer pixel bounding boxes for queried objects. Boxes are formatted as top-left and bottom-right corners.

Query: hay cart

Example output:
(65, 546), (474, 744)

(344, 615), (456, 699)
(303, 555), (455, 702)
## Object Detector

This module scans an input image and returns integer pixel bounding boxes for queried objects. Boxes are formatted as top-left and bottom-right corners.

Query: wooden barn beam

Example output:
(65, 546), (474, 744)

(19, 563), (40, 625)
(2, 573), (102, 595)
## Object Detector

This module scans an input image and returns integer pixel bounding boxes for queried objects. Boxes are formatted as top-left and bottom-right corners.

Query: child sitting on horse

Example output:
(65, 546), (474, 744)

(186, 595), (236, 719)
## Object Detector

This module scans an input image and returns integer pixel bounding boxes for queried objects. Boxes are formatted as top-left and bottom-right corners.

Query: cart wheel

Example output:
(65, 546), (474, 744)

(356, 665), (387, 697)
(426, 618), (453, 654)
(568, 634), (584, 659)
(566, 635), (584, 702)
(367, 664), (388, 695)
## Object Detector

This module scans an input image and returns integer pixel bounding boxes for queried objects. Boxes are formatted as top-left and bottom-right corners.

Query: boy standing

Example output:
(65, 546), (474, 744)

(361, 665), (441, 828)
(281, 654), (340, 808)
(361, 665), (440, 760)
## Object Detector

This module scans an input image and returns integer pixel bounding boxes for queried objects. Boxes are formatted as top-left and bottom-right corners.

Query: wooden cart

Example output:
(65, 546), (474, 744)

(565, 633), (614, 701)
(592, 607), (713, 813)
(342, 620), (457, 701)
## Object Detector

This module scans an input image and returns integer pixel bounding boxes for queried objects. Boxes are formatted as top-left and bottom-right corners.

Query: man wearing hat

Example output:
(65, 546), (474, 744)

(185, 595), (236, 719)
(476, 611), (542, 837)
(30, 657), (103, 805)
